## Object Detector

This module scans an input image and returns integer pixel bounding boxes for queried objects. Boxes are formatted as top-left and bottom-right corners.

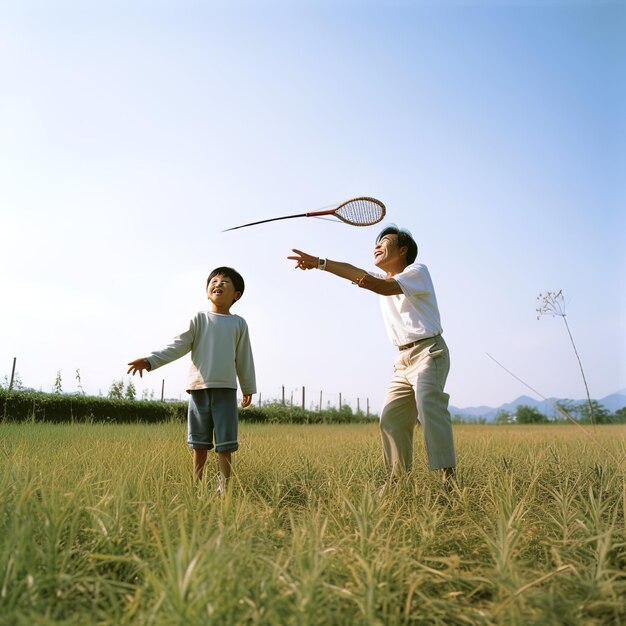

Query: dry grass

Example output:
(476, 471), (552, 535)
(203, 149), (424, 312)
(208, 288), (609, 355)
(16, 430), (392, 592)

(1, 422), (625, 625)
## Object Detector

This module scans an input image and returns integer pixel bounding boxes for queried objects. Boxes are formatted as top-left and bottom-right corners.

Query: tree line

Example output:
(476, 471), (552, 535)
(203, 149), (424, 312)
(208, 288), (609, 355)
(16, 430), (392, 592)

(453, 401), (626, 425)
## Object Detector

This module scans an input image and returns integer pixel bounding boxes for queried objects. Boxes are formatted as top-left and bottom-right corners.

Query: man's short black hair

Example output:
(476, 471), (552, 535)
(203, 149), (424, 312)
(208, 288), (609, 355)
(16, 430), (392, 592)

(207, 266), (245, 296)
(376, 225), (418, 264)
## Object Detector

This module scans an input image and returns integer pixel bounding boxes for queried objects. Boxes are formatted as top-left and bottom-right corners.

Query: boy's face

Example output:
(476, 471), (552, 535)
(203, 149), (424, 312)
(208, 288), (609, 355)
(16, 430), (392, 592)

(207, 274), (241, 311)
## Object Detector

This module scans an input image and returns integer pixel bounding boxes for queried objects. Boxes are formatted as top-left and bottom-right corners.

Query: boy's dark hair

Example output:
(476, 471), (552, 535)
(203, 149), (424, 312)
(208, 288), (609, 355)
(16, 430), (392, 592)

(207, 267), (245, 296)
(376, 224), (418, 264)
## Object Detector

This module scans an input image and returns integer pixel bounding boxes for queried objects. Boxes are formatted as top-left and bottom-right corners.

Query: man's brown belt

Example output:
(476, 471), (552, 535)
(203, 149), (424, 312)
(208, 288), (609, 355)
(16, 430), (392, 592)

(398, 334), (440, 351)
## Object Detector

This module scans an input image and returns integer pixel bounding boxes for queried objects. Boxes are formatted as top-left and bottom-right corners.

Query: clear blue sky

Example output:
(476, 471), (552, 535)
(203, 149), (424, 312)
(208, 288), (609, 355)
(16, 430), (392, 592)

(1, 0), (624, 413)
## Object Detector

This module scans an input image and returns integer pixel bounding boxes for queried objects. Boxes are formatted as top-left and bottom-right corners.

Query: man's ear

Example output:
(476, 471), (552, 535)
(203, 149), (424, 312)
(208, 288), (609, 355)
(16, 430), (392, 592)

(233, 292), (242, 303)
(398, 245), (409, 259)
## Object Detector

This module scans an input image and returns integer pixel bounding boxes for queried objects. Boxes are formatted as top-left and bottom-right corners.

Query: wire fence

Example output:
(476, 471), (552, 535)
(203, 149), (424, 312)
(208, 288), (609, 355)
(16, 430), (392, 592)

(256, 385), (372, 416)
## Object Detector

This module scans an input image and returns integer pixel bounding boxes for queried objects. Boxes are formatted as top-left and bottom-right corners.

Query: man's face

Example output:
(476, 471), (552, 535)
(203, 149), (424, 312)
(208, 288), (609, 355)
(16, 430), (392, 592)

(374, 234), (404, 270)
(207, 274), (240, 307)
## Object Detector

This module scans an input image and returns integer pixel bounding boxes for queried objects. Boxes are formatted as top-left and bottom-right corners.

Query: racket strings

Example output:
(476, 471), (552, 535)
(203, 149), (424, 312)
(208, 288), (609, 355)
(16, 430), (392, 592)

(335, 198), (385, 226)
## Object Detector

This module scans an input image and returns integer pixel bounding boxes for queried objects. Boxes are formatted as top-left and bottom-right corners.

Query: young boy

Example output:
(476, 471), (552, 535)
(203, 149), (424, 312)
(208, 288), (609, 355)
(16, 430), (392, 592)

(127, 266), (256, 492)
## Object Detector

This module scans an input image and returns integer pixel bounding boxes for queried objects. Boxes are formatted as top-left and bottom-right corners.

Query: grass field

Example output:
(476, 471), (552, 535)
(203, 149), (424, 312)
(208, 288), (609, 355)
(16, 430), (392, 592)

(1, 422), (625, 625)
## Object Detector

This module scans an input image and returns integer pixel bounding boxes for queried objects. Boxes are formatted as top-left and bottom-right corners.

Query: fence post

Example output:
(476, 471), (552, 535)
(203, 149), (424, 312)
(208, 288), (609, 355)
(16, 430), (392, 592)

(302, 386), (305, 410)
(339, 393), (342, 410)
(357, 398), (360, 414)
(161, 380), (165, 402)
(9, 357), (16, 392)
(282, 385), (285, 405)
(367, 398), (370, 416)
(319, 390), (322, 412)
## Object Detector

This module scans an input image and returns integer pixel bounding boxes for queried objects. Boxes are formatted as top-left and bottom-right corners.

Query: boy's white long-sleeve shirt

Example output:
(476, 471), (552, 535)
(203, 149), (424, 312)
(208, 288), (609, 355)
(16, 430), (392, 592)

(146, 312), (256, 395)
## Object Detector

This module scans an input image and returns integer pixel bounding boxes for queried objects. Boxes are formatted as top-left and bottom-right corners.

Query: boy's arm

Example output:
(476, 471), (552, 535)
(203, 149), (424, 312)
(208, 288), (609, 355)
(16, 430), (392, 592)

(235, 322), (257, 396)
(127, 318), (196, 376)
(288, 249), (402, 296)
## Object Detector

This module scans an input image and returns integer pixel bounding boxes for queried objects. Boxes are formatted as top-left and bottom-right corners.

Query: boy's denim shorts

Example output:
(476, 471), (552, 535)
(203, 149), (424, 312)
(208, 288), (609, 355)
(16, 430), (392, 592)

(187, 388), (238, 452)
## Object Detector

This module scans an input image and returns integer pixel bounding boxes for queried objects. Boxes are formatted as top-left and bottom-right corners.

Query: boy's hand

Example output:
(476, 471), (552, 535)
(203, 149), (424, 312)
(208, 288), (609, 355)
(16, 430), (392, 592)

(241, 394), (252, 408)
(127, 358), (151, 377)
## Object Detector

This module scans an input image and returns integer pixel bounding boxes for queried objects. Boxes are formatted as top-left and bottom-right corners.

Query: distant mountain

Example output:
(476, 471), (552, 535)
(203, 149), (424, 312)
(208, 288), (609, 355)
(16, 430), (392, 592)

(602, 390), (626, 411)
(450, 391), (626, 422)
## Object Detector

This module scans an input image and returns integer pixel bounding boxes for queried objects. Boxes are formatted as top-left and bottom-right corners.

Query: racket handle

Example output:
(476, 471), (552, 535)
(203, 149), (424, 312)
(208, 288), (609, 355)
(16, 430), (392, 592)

(304, 208), (338, 218)
(223, 213), (307, 232)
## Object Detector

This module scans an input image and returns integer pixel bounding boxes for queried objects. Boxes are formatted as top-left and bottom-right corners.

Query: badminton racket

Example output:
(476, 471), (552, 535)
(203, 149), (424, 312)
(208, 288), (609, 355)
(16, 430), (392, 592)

(223, 197), (385, 231)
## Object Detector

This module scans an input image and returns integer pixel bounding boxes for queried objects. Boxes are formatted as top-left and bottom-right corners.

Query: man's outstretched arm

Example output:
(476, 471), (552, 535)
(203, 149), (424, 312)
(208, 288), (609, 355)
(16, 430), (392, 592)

(288, 248), (401, 296)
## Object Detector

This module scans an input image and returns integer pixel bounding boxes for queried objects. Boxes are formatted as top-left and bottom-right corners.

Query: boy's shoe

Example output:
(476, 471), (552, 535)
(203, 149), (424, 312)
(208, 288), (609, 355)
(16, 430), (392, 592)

(376, 471), (403, 498)
(376, 478), (398, 498)
(216, 473), (226, 497)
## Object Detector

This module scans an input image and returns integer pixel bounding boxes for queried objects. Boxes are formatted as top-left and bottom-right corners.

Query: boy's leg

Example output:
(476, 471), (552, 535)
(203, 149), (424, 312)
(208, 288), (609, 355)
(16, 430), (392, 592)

(193, 449), (208, 480)
(212, 389), (239, 487)
(187, 390), (214, 480)
(217, 451), (232, 480)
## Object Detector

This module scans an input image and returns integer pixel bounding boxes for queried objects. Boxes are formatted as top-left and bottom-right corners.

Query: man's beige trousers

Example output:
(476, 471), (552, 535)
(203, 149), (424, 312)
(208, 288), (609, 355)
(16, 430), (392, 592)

(379, 335), (456, 472)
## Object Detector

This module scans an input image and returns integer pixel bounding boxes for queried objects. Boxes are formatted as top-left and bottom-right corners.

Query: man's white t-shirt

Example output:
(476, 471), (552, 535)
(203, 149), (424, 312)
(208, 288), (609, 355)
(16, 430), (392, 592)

(375, 263), (443, 347)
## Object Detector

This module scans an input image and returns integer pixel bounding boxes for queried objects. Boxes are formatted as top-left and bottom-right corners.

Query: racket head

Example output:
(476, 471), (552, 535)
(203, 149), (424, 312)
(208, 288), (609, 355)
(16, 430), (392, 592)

(333, 197), (386, 226)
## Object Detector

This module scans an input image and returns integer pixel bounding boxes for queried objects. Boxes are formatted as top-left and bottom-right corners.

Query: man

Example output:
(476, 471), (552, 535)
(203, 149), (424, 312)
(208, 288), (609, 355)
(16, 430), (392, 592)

(288, 225), (456, 481)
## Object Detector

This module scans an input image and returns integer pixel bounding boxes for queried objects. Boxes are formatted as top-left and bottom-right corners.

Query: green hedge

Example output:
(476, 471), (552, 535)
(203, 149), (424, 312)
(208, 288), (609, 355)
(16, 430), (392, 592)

(0, 389), (186, 424)
(0, 390), (377, 424)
